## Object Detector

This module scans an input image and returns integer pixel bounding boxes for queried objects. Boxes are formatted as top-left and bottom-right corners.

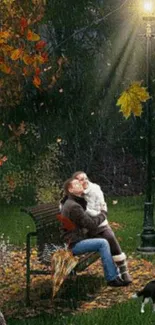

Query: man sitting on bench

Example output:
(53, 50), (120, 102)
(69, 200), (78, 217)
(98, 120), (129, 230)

(60, 177), (129, 287)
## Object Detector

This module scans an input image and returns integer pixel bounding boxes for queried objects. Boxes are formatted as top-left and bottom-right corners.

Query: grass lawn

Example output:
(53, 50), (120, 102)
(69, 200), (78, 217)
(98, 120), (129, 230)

(8, 300), (155, 325)
(108, 195), (144, 253)
(0, 204), (35, 247)
(1, 195), (155, 325)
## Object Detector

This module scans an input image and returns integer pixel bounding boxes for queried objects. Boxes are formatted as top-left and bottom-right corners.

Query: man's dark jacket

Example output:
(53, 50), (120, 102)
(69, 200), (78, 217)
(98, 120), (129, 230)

(61, 194), (106, 247)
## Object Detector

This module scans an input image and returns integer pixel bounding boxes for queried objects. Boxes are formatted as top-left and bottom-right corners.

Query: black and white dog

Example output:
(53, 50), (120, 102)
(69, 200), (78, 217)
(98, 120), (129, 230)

(132, 280), (155, 313)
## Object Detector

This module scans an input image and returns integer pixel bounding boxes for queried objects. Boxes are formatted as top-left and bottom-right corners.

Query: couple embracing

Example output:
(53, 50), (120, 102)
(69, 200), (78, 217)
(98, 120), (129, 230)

(59, 171), (132, 287)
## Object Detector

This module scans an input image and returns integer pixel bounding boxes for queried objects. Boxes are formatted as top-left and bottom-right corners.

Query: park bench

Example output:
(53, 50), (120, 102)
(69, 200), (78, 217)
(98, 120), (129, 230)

(21, 203), (99, 306)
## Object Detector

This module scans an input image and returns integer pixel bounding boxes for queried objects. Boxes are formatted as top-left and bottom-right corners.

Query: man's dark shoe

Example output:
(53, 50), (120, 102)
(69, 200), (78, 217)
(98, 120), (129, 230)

(107, 276), (130, 287)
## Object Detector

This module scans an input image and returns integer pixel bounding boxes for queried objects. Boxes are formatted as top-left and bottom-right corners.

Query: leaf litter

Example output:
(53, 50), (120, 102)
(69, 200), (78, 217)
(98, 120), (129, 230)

(0, 246), (155, 319)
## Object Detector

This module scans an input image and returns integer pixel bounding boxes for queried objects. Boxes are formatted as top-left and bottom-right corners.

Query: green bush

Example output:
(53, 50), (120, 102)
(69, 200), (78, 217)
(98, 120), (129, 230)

(0, 169), (35, 205)
(0, 143), (62, 205)
(33, 143), (62, 203)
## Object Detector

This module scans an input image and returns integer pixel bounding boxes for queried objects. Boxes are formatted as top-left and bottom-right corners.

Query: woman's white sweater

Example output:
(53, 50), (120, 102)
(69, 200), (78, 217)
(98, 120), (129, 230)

(84, 181), (108, 227)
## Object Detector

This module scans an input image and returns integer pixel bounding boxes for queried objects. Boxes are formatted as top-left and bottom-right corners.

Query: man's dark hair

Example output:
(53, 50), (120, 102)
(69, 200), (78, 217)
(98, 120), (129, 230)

(63, 177), (74, 195)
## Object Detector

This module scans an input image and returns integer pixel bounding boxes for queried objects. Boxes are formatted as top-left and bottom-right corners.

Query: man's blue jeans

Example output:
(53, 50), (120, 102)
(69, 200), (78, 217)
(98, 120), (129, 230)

(72, 238), (118, 282)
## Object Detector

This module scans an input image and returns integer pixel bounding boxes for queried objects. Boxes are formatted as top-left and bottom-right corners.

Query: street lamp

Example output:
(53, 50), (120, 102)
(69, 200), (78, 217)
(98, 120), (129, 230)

(137, 0), (155, 253)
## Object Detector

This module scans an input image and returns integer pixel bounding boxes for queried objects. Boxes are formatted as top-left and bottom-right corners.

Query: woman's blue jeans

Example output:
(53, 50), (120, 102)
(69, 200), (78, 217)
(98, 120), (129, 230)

(72, 238), (118, 282)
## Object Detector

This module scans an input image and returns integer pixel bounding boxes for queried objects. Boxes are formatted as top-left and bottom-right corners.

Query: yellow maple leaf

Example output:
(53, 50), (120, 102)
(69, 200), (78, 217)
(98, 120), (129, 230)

(117, 91), (132, 118)
(27, 29), (40, 41)
(116, 81), (150, 118)
(130, 81), (150, 102)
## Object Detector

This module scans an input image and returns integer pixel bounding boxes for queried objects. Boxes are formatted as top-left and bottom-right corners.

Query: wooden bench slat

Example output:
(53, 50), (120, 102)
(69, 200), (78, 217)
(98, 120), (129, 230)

(32, 207), (59, 216)
(22, 204), (59, 215)
(33, 213), (59, 222)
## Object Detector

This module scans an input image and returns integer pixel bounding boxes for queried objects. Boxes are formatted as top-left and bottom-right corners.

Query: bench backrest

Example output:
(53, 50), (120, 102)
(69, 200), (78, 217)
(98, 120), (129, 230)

(22, 203), (63, 262)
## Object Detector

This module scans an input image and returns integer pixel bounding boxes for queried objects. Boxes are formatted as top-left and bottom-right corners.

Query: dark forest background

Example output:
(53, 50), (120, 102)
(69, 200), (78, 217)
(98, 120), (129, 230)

(1, 0), (155, 205)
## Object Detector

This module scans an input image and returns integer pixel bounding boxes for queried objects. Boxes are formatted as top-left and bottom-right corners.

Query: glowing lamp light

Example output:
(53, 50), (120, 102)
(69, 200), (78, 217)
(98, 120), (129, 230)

(143, 1), (153, 13)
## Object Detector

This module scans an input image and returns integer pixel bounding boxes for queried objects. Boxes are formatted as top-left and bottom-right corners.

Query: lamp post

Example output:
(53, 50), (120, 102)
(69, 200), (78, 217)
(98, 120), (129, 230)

(137, 0), (155, 253)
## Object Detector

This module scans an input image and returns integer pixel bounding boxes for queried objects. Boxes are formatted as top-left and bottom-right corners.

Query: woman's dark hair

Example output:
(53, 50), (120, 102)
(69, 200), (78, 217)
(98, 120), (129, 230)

(60, 195), (68, 205)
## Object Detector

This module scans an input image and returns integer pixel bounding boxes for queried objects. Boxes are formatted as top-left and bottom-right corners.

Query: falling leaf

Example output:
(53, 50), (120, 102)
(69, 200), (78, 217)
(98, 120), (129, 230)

(116, 81), (150, 118)
(27, 29), (40, 41)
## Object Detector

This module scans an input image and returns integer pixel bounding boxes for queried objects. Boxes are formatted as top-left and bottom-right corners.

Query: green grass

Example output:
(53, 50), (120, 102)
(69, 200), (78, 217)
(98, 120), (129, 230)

(7, 299), (155, 325)
(107, 195), (144, 253)
(0, 204), (35, 246)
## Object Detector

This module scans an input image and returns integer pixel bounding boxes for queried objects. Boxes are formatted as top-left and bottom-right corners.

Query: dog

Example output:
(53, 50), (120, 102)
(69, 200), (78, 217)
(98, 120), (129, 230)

(132, 280), (155, 313)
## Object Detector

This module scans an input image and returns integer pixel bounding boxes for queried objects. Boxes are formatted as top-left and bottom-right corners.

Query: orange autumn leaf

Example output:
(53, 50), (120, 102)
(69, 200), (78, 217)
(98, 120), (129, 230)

(35, 40), (46, 51)
(35, 67), (41, 75)
(41, 52), (48, 63)
(11, 48), (23, 61)
(20, 18), (28, 34)
(0, 31), (10, 39)
(0, 63), (11, 74)
(20, 17), (28, 29)
(23, 54), (34, 65)
(27, 29), (40, 41)
(33, 75), (41, 88)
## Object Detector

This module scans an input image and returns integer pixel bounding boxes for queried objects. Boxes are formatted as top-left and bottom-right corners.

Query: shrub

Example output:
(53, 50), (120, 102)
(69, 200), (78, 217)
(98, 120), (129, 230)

(33, 143), (62, 203)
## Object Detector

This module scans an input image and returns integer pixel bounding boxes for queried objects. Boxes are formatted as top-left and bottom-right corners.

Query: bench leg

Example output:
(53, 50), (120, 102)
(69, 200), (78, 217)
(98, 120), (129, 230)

(26, 233), (31, 306)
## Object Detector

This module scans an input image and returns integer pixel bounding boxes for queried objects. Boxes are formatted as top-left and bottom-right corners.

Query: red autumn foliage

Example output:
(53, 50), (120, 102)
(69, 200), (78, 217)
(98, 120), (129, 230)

(35, 40), (46, 51)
